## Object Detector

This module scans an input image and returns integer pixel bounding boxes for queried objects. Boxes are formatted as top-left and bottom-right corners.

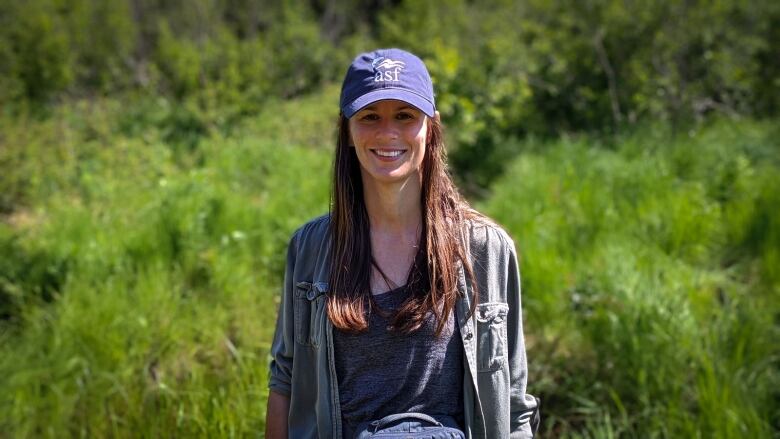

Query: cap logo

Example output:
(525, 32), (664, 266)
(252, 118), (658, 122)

(372, 57), (405, 82)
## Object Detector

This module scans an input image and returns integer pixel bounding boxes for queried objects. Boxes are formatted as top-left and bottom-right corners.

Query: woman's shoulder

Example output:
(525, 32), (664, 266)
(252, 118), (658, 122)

(285, 214), (332, 279)
(462, 210), (517, 257)
(289, 213), (331, 250)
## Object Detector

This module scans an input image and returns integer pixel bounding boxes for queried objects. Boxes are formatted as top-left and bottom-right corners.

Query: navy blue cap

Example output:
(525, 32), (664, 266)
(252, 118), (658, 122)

(340, 48), (435, 118)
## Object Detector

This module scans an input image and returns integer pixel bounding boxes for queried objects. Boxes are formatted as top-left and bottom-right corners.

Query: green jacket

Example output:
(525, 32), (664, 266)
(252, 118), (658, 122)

(268, 214), (539, 438)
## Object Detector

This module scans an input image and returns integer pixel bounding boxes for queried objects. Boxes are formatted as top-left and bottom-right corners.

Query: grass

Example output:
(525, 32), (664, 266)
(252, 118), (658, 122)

(482, 119), (779, 437)
(0, 91), (333, 437)
(0, 88), (778, 437)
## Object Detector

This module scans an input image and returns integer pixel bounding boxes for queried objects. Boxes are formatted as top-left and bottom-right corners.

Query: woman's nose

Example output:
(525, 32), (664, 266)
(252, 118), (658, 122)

(375, 119), (399, 141)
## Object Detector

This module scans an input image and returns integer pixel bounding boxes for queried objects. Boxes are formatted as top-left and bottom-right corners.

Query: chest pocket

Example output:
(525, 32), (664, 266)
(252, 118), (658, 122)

(294, 281), (328, 347)
(475, 302), (509, 372)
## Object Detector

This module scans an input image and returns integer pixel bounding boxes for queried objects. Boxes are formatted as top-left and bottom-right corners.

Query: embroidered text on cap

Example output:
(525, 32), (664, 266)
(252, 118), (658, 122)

(372, 57), (406, 82)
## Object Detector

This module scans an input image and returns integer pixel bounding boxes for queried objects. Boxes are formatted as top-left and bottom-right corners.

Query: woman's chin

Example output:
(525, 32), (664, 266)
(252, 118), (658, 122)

(362, 168), (420, 186)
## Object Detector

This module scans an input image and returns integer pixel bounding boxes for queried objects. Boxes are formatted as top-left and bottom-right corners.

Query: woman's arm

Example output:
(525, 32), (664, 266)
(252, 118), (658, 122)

(266, 232), (299, 437)
(265, 390), (290, 438)
(505, 238), (540, 437)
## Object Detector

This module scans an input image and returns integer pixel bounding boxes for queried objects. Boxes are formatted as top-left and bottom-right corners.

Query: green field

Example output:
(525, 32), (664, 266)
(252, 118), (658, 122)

(1, 85), (777, 437)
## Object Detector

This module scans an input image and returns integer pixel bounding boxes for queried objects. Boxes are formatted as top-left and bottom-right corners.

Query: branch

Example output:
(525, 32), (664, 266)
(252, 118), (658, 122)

(593, 28), (623, 126)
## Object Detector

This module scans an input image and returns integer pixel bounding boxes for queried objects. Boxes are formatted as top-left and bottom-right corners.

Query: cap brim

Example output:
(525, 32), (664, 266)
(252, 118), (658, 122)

(343, 88), (435, 118)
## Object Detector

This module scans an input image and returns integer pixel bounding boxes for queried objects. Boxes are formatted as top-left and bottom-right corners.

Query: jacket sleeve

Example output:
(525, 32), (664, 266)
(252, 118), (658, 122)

(505, 238), (540, 438)
(267, 231), (299, 397)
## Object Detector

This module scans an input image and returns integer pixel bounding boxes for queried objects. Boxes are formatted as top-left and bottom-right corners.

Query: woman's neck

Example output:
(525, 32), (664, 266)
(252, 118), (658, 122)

(362, 173), (423, 293)
(362, 174), (422, 235)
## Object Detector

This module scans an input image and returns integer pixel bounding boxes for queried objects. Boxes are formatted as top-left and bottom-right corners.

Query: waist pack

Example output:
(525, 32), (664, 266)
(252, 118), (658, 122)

(354, 413), (465, 439)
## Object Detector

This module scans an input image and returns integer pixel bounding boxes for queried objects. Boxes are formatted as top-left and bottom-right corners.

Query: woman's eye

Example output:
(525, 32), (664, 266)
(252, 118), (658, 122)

(360, 113), (379, 121)
(396, 112), (414, 120)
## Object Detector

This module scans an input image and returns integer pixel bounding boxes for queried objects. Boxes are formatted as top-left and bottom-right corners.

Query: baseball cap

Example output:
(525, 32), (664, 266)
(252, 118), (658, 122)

(339, 48), (436, 118)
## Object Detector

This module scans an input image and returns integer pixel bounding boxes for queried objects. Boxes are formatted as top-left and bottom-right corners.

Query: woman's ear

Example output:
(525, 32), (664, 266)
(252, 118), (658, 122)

(434, 110), (441, 123)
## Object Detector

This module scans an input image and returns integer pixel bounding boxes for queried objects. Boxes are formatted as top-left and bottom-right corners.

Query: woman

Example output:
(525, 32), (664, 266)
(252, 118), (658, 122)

(266, 48), (539, 438)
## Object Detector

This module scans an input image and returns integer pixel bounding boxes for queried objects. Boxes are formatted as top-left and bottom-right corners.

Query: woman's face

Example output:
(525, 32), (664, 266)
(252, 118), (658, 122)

(348, 99), (429, 187)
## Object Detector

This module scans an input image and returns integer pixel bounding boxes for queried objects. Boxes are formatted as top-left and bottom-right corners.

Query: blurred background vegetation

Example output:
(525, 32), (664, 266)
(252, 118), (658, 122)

(0, 0), (778, 437)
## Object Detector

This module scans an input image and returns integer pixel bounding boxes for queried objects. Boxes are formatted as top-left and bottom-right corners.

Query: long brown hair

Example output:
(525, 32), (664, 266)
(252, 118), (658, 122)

(327, 113), (478, 336)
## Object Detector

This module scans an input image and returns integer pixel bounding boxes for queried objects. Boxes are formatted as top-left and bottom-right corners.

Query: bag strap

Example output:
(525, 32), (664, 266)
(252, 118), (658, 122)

(370, 412), (442, 432)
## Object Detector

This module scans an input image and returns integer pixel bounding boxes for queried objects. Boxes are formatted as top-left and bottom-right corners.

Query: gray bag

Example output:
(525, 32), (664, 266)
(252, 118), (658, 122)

(354, 412), (465, 438)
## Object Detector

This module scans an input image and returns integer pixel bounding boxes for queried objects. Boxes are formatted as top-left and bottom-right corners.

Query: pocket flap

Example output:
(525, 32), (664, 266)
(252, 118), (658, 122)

(295, 281), (329, 301)
(475, 302), (509, 323)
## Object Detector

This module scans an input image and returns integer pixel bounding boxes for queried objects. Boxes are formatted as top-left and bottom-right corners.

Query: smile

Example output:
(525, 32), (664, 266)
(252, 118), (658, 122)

(371, 149), (406, 158)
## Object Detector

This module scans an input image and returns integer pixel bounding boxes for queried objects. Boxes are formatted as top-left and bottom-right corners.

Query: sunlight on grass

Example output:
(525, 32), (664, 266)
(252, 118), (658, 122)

(1, 95), (777, 437)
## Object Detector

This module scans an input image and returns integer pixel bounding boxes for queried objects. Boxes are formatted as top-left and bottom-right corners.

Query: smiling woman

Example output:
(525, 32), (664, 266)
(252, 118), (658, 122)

(265, 48), (540, 438)
(349, 101), (429, 186)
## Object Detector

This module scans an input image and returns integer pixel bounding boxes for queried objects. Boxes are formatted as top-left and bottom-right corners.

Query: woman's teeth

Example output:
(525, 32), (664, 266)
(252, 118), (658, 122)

(374, 150), (404, 157)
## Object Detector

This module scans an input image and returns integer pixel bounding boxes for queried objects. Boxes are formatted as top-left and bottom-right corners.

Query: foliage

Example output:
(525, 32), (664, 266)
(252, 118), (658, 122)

(378, 0), (780, 187)
(481, 119), (779, 437)
(0, 86), (778, 436)
(1, 0), (778, 188)
(1, 1), (779, 436)
(0, 93), (332, 437)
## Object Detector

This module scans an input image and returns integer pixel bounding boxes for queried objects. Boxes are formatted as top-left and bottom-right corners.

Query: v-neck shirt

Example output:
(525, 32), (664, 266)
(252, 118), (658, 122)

(333, 285), (464, 438)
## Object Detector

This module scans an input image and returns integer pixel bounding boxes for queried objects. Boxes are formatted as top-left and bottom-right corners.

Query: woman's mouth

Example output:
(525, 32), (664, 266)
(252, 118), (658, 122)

(371, 149), (406, 160)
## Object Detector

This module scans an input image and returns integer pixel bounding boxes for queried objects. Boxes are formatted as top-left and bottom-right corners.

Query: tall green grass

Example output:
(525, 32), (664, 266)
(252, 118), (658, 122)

(0, 89), (777, 437)
(482, 119), (779, 437)
(0, 92), (334, 437)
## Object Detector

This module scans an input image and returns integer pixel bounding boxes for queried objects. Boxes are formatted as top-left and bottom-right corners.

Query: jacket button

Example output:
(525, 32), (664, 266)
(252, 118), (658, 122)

(464, 332), (473, 340)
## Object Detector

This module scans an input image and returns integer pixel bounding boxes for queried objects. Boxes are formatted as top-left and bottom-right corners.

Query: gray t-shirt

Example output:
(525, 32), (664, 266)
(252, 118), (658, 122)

(333, 286), (464, 438)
